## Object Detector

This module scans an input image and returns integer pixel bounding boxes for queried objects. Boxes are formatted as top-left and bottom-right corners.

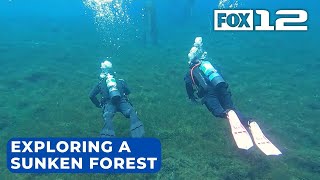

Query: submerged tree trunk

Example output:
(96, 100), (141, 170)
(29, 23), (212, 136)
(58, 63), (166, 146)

(144, 0), (158, 45)
(186, 0), (195, 18)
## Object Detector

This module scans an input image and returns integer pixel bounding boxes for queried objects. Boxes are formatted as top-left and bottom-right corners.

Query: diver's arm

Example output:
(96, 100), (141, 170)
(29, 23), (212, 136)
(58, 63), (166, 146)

(186, 83), (197, 101)
(119, 79), (131, 95)
(89, 83), (101, 108)
(184, 73), (196, 100)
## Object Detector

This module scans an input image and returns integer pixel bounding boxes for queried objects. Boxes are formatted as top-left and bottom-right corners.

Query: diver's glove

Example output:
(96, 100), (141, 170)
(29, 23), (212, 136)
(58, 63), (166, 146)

(95, 102), (104, 108)
(189, 97), (200, 105)
(91, 99), (102, 108)
(190, 97), (197, 103)
(95, 102), (102, 108)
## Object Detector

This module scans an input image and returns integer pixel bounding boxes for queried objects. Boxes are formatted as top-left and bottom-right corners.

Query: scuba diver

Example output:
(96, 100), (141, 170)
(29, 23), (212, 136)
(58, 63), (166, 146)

(184, 37), (282, 155)
(184, 37), (249, 124)
(89, 60), (145, 138)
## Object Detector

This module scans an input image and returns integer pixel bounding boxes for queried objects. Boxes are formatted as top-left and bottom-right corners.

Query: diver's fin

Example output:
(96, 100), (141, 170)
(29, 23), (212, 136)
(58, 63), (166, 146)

(249, 121), (282, 156)
(100, 129), (116, 138)
(130, 121), (145, 138)
(227, 110), (254, 150)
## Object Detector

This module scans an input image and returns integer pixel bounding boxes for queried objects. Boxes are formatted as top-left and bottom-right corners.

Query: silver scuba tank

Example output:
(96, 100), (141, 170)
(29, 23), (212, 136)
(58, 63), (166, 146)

(105, 74), (121, 102)
(199, 61), (225, 86)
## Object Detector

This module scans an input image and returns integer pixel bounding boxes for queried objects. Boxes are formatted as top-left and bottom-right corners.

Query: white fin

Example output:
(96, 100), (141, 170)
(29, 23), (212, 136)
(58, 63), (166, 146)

(249, 121), (282, 156)
(227, 110), (253, 150)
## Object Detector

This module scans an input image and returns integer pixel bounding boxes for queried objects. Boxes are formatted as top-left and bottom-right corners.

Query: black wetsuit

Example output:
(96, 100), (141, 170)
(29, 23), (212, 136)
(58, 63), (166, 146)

(89, 78), (144, 137)
(184, 64), (248, 124)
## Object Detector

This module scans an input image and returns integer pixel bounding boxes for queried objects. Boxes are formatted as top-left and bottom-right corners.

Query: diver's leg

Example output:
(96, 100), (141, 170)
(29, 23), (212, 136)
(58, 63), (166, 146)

(101, 103), (117, 137)
(217, 83), (250, 126)
(119, 100), (145, 138)
(217, 83), (234, 110)
(204, 96), (227, 119)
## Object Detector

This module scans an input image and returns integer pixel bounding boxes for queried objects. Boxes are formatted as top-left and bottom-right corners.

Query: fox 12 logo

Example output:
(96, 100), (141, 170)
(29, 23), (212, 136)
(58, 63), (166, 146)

(213, 10), (308, 31)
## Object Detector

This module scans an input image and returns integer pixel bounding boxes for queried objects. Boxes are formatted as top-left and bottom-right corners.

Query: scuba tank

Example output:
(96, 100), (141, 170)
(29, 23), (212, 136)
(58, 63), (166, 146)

(199, 61), (225, 87)
(105, 73), (121, 103)
(188, 37), (225, 89)
(191, 64), (209, 92)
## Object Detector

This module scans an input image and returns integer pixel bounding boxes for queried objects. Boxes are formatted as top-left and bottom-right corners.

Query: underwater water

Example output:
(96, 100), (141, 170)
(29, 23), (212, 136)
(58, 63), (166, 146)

(0, 0), (319, 179)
